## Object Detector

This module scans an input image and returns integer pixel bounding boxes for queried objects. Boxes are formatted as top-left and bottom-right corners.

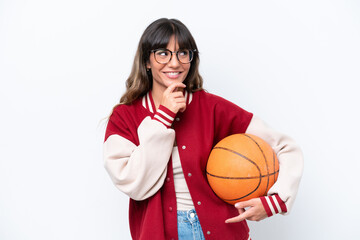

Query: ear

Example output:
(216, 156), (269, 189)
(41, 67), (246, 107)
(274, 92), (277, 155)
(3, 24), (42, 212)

(146, 61), (151, 69)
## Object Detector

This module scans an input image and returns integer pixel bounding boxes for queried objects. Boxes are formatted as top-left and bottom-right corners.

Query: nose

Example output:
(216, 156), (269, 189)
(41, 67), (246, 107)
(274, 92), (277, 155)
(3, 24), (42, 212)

(167, 53), (181, 68)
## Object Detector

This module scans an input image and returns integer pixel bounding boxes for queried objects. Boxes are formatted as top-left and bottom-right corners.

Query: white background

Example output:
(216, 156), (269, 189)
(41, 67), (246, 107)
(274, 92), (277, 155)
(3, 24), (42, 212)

(1, 0), (359, 239)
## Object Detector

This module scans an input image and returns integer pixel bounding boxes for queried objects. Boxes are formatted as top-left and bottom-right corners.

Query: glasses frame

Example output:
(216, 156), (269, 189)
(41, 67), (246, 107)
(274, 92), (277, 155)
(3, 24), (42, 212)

(150, 49), (197, 64)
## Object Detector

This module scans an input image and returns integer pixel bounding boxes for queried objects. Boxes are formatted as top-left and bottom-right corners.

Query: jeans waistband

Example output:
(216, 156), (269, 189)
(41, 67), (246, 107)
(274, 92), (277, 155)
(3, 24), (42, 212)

(177, 209), (198, 223)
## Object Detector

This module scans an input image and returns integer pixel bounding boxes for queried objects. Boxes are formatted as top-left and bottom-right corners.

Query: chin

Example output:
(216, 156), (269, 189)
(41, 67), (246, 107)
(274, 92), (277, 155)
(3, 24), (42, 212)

(164, 78), (184, 85)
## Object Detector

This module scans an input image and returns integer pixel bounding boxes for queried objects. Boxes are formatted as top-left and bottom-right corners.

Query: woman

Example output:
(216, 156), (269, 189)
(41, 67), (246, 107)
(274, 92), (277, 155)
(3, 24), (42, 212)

(103, 18), (303, 240)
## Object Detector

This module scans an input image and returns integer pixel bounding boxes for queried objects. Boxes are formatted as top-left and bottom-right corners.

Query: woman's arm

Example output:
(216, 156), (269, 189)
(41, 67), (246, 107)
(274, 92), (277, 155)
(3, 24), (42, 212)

(246, 115), (304, 213)
(226, 115), (303, 223)
(103, 109), (176, 201)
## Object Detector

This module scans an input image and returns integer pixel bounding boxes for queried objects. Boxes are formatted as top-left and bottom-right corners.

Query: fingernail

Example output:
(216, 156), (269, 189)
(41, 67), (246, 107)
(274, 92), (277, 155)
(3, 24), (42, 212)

(235, 203), (239, 207)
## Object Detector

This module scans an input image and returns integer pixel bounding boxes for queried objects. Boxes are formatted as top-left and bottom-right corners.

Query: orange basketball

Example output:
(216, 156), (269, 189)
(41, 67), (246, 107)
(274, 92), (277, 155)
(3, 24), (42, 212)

(206, 134), (279, 205)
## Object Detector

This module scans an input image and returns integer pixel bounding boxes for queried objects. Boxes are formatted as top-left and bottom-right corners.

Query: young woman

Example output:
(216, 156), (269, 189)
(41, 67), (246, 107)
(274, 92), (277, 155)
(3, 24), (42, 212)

(103, 18), (303, 240)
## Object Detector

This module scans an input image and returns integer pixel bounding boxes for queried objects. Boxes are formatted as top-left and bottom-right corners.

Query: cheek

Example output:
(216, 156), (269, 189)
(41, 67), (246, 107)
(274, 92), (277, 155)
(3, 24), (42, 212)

(149, 59), (164, 72)
(150, 64), (165, 80)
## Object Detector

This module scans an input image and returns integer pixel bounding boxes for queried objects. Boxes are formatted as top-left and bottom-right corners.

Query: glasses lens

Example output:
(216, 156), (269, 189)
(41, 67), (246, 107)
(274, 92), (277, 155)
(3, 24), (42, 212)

(153, 49), (194, 64)
(154, 50), (171, 64)
(177, 50), (193, 63)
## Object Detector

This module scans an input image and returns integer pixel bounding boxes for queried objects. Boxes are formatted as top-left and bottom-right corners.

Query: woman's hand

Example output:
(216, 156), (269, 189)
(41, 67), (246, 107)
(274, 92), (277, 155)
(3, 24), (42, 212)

(225, 198), (268, 223)
(161, 82), (186, 114)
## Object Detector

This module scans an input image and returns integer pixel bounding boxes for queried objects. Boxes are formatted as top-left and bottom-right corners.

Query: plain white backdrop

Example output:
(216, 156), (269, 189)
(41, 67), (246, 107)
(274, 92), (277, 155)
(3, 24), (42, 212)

(1, 0), (359, 239)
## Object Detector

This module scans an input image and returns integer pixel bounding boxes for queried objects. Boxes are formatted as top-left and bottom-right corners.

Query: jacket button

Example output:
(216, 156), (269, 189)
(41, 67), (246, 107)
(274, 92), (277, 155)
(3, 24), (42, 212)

(182, 145), (186, 150)
(207, 231), (211, 235)
(168, 207), (173, 212)
(166, 177), (170, 182)
(176, 117), (180, 121)
(197, 201), (201, 205)
(188, 173), (192, 177)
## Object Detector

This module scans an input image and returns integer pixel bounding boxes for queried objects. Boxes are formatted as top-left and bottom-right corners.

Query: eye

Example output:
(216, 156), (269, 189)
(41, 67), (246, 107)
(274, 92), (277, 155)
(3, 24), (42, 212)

(155, 50), (169, 57)
(178, 50), (189, 56)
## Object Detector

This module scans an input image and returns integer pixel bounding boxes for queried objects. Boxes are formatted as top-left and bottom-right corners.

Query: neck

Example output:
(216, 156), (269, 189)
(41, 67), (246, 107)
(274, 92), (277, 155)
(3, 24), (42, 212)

(151, 86), (165, 110)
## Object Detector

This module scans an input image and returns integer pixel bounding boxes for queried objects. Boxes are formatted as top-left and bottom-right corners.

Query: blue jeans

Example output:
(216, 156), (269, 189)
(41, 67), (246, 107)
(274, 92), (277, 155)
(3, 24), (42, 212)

(177, 209), (205, 240)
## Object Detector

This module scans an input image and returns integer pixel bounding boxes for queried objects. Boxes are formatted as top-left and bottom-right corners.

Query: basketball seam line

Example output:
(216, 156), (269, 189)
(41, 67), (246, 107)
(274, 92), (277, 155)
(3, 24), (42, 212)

(209, 137), (277, 202)
(206, 170), (279, 179)
(244, 134), (271, 195)
(209, 146), (263, 201)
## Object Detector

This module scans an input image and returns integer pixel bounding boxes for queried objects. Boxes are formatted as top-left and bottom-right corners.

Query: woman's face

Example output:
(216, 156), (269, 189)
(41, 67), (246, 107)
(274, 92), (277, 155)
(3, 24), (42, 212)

(147, 35), (191, 92)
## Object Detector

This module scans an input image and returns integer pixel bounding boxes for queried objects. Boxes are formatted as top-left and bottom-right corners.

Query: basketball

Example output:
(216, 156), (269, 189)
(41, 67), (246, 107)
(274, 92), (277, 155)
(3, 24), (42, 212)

(206, 134), (279, 205)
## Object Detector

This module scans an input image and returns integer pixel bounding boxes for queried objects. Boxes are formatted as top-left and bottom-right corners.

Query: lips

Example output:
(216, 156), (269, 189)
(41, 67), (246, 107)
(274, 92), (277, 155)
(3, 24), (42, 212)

(163, 71), (182, 79)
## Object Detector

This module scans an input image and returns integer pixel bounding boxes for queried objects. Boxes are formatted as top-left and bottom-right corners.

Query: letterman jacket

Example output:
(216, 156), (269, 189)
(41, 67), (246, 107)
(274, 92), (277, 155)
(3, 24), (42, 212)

(104, 90), (303, 240)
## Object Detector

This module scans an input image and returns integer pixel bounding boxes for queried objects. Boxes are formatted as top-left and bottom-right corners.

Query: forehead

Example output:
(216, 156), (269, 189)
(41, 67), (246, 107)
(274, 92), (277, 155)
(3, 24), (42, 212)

(166, 36), (179, 50)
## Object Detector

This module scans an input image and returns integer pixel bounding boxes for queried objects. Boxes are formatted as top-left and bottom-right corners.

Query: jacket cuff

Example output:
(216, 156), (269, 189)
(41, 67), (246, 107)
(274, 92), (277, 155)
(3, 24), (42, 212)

(260, 194), (287, 217)
(152, 105), (176, 128)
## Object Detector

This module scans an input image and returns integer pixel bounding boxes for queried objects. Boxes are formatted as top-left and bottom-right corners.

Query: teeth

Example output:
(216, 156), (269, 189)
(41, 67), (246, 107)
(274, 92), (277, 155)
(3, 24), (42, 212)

(166, 72), (180, 75)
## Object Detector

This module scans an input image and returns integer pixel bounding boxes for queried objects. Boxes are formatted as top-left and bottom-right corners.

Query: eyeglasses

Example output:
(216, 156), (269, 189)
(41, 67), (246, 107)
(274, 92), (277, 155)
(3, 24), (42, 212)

(150, 49), (196, 64)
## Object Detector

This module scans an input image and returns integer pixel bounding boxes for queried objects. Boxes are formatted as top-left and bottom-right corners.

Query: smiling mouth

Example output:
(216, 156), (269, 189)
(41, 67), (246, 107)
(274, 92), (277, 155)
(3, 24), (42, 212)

(164, 72), (182, 78)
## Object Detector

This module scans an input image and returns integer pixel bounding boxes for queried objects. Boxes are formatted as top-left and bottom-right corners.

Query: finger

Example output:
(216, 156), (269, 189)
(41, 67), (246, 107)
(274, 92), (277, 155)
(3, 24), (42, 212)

(170, 91), (186, 99)
(175, 101), (186, 106)
(179, 104), (186, 112)
(235, 200), (252, 209)
(179, 103), (186, 108)
(167, 82), (186, 93)
(225, 211), (251, 223)
(166, 82), (186, 93)
(174, 99), (186, 105)
(237, 207), (245, 215)
(174, 86), (186, 92)
(176, 101), (186, 107)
